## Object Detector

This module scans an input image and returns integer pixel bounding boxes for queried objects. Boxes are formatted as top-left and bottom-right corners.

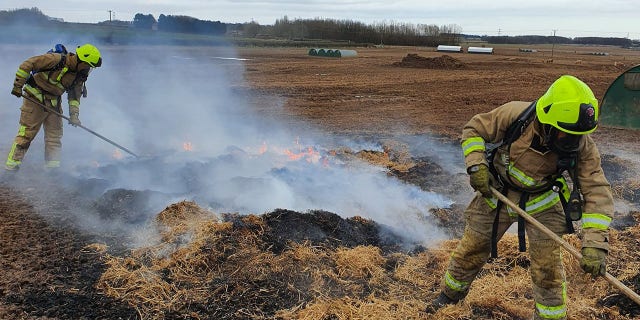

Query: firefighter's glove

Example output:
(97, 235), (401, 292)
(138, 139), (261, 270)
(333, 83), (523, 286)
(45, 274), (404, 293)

(68, 106), (81, 127)
(468, 164), (492, 198)
(11, 86), (22, 98)
(580, 247), (607, 277)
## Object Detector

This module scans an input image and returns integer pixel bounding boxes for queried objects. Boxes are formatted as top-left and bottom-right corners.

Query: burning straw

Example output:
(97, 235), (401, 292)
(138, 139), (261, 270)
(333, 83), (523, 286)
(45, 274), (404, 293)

(95, 201), (640, 319)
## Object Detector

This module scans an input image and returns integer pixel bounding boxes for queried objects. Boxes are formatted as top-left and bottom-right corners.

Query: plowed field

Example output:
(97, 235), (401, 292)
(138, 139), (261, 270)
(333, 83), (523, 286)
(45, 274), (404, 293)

(1, 44), (640, 319)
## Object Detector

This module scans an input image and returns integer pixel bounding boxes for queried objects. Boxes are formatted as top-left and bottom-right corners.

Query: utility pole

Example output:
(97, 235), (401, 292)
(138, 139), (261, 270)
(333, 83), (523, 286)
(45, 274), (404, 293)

(108, 10), (113, 22)
(551, 29), (557, 61)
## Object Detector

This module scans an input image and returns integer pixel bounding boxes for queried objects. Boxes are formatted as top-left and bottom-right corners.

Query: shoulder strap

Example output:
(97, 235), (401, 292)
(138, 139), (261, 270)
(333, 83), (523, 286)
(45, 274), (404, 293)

(486, 101), (537, 175)
(33, 54), (66, 74)
(502, 101), (537, 145)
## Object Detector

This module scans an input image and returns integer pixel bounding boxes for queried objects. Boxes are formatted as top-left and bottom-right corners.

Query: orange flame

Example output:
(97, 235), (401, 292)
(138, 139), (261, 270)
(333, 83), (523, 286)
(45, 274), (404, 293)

(259, 141), (268, 154)
(250, 139), (330, 166)
(322, 156), (330, 167)
(284, 149), (304, 161)
(283, 146), (320, 163)
(112, 149), (123, 160)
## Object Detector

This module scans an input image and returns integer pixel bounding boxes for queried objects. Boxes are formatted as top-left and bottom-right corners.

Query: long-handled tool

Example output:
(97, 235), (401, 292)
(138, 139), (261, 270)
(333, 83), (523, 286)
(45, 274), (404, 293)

(489, 186), (640, 305)
(22, 94), (139, 158)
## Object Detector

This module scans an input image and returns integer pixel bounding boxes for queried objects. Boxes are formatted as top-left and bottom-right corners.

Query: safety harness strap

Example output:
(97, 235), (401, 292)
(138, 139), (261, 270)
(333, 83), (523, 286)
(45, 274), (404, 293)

(557, 184), (576, 234)
(517, 192), (529, 252)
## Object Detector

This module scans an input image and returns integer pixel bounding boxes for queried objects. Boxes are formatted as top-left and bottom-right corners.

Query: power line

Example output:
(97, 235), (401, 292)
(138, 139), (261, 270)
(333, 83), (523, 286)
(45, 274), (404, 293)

(462, 28), (640, 39)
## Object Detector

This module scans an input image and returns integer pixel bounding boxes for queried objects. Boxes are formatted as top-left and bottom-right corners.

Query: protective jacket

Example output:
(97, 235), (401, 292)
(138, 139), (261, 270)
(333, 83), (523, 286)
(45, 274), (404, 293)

(461, 101), (613, 251)
(14, 52), (88, 109)
(6, 52), (90, 170)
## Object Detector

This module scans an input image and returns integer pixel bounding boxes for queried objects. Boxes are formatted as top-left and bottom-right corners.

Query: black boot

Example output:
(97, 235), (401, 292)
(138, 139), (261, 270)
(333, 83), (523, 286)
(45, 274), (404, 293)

(425, 292), (458, 313)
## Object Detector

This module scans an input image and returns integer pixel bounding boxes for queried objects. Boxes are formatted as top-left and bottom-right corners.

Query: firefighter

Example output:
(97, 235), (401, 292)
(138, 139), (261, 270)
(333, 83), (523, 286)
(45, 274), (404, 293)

(426, 75), (613, 320)
(5, 44), (102, 171)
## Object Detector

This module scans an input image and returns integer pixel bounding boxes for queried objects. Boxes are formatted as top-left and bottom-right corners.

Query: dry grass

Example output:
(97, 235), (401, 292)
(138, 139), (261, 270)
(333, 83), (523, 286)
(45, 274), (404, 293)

(612, 181), (640, 201)
(96, 202), (640, 319)
(332, 140), (416, 173)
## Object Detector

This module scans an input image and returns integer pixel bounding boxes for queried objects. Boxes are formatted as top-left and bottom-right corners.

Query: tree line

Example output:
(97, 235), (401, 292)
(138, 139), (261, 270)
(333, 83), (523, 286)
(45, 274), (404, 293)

(0, 8), (227, 36)
(133, 13), (226, 35)
(0, 7), (52, 25)
(264, 16), (462, 46)
(133, 13), (464, 46)
(1, 7), (636, 48)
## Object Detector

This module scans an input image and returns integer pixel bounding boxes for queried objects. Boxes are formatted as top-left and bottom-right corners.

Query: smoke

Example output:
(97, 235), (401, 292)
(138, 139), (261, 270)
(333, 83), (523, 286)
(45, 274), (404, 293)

(0, 41), (456, 248)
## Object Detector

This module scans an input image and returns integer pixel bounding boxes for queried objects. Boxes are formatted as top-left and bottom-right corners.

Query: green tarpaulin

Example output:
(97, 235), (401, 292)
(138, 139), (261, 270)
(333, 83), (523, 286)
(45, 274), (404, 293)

(308, 48), (357, 58)
(601, 64), (640, 129)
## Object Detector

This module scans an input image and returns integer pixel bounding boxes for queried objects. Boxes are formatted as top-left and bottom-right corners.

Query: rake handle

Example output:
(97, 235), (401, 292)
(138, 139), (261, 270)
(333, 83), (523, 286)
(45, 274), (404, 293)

(22, 94), (138, 158)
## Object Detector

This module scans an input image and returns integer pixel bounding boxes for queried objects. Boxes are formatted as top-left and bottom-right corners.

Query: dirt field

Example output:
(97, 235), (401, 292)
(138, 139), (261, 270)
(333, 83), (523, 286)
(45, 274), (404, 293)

(1, 44), (640, 319)
(240, 45), (640, 138)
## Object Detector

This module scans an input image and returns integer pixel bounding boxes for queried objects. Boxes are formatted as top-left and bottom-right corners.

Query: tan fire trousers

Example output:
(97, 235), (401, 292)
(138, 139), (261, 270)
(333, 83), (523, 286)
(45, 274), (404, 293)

(5, 94), (63, 169)
(441, 193), (569, 320)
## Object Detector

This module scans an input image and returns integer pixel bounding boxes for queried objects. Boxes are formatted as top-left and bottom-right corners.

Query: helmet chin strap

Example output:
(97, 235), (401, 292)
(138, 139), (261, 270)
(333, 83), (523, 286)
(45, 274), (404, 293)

(542, 123), (555, 147)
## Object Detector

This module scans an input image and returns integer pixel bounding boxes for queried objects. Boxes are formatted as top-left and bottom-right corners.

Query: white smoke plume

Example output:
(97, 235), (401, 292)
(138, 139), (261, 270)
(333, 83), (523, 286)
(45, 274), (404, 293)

(0, 42), (457, 247)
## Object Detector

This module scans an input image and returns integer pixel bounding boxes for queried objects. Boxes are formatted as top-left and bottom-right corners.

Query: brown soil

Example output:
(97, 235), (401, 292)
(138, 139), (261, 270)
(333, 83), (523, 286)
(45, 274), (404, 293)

(1, 44), (640, 319)
(392, 54), (466, 69)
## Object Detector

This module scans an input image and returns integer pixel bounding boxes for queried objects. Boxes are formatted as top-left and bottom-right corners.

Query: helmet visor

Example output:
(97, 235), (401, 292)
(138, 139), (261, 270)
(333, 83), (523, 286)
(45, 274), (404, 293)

(556, 103), (598, 133)
(93, 57), (102, 68)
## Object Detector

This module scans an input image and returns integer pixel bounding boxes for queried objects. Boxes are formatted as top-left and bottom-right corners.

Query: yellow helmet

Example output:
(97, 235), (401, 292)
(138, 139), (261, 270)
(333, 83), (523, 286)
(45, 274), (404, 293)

(76, 44), (102, 67)
(536, 75), (598, 135)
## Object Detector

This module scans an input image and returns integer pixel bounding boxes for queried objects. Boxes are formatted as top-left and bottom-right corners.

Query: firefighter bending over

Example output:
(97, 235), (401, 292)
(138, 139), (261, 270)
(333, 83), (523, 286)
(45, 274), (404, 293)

(427, 75), (613, 320)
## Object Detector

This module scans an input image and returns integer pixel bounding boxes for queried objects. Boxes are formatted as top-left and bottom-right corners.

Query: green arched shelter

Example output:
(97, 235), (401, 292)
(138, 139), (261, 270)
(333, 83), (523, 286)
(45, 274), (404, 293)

(600, 64), (640, 129)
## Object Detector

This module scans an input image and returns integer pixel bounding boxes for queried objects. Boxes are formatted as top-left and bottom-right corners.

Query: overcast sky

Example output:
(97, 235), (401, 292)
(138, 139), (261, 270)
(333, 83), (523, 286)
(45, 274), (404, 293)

(3, 0), (639, 39)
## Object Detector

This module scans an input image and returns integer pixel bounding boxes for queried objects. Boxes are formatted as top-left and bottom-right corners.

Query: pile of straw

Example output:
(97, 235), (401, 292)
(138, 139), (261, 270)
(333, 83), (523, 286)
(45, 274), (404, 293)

(96, 200), (640, 319)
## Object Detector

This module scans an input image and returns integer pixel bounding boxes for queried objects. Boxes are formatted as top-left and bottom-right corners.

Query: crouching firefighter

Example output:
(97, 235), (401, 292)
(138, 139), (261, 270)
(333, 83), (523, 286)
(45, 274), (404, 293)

(426, 75), (613, 319)
(5, 43), (102, 171)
